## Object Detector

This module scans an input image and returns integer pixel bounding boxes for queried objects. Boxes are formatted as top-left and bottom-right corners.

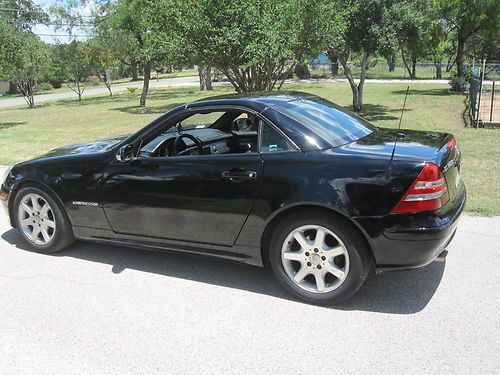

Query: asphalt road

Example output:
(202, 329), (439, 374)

(0, 76), (201, 108)
(0, 190), (499, 373)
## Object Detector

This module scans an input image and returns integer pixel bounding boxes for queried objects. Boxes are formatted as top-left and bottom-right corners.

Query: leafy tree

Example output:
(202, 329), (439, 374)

(437, 0), (500, 77)
(93, 1), (142, 81)
(323, 0), (385, 111)
(427, 19), (455, 79)
(169, 0), (326, 93)
(58, 41), (93, 101)
(0, 0), (50, 107)
(0, 0), (49, 30)
(94, 0), (180, 107)
(0, 22), (49, 107)
(88, 40), (119, 96)
(384, 0), (433, 79)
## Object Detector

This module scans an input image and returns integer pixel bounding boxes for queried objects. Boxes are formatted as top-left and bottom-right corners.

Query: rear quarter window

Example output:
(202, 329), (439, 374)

(275, 99), (375, 148)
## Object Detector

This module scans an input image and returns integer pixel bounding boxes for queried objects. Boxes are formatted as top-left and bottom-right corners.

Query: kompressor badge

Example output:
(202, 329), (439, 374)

(72, 201), (99, 207)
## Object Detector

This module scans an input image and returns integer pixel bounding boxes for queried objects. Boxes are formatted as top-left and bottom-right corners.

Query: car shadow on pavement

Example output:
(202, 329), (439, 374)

(1, 228), (445, 314)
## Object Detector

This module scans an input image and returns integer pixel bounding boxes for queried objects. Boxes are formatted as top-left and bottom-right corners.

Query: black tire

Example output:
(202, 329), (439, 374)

(13, 185), (75, 254)
(268, 211), (373, 305)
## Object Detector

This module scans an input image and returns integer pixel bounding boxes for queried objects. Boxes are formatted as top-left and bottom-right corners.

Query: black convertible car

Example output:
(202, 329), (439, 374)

(1, 92), (466, 304)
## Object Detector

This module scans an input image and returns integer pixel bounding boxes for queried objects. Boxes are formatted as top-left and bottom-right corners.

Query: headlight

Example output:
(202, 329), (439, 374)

(2, 166), (12, 185)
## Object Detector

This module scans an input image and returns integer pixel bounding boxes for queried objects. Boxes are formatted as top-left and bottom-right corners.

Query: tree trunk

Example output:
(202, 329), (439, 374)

(105, 82), (112, 96)
(198, 65), (213, 91)
(331, 61), (339, 76)
(28, 93), (35, 108)
(387, 54), (396, 72)
(140, 60), (151, 107)
(198, 67), (204, 90)
(456, 33), (466, 78)
(339, 51), (367, 112)
(434, 62), (443, 79)
(355, 52), (367, 111)
(411, 59), (416, 79)
(205, 66), (213, 90)
(15, 80), (36, 108)
(131, 63), (139, 81)
(446, 54), (455, 72)
(77, 80), (82, 101)
(327, 50), (339, 76)
(401, 50), (412, 79)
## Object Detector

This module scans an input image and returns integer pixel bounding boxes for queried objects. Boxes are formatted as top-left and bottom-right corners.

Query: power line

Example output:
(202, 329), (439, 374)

(0, 7), (94, 18)
(33, 22), (94, 27)
(34, 33), (89, 38)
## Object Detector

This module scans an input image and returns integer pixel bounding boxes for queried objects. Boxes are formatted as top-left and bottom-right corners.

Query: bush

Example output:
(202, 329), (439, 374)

(449, 73), (469, 92)
(294, 63), (310, 79)
(126, 87), (138, 94)
(38, 82), (53, 92)
(49, 79), (63, 89)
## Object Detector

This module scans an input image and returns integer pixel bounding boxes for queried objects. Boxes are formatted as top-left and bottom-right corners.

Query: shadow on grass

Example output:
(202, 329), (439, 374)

(37, 93), (134, 109)
(112, 101), (187, 115)
(37, 87), (226, 111)
(0, 121), (25, 129)
(359, 104), (406, 122)
(2, 228), (445, 314)
(391, 88), (460, 96)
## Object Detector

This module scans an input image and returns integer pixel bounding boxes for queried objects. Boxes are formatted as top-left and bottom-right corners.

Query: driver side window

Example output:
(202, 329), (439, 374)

(139, 109), (260, 158)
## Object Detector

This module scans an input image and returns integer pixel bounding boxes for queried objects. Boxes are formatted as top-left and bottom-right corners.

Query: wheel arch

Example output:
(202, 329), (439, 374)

(8, 179), (68, 228)
(259, 203), (374, 268)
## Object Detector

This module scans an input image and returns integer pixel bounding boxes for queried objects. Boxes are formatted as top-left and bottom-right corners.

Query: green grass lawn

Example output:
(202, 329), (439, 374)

(0, 81), (498, 215)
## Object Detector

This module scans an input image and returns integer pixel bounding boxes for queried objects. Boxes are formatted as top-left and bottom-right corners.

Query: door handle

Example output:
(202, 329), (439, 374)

(221, 169), (258, 182)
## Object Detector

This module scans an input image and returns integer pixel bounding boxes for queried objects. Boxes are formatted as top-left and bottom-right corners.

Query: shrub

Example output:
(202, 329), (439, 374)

(294, 63), (310, 79)
(449, 72), (469, 92)
(127, 87), (138, 94)
(49, 79), (63, 89)
(38, 82), (53, 92)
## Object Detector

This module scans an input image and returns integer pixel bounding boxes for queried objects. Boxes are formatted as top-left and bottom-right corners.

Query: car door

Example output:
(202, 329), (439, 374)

(100, 112), (264, 247)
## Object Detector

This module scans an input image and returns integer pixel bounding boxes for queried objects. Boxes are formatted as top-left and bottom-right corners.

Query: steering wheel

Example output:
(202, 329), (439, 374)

(173, 133), (204, 156)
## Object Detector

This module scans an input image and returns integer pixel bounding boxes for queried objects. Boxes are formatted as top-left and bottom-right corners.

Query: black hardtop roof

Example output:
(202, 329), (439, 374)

(186, 91), (324, 112)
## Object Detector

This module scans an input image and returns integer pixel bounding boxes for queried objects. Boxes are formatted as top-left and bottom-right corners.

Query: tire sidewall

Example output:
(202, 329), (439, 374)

(269, 213), (369, 305)
(13, 186), (69, 254)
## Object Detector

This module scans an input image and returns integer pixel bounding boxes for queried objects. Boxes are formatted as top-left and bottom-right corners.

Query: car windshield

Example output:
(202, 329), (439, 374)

(275, 99), (375, 147)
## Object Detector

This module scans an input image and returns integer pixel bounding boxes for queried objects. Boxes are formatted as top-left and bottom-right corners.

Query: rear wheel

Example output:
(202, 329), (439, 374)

(14, 186), (75, 254)
(269, 211), (372, 305)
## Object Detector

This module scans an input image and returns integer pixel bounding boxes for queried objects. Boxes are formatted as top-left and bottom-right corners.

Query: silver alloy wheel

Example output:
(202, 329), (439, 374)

(281, 224), (350, 293)
(18, 193), (56, 246)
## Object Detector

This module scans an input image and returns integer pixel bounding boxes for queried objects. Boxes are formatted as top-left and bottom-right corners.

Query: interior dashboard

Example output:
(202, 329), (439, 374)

(139, 129), (258, 158)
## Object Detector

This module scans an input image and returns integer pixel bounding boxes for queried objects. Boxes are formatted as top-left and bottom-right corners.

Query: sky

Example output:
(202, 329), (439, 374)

(32, 0), (93, 43)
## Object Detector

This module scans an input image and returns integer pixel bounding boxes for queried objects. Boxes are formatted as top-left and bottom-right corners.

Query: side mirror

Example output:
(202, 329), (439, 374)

(116, 144), (135, 162)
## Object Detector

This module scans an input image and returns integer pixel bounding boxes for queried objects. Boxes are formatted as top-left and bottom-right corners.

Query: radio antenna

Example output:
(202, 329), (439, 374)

(398, 86), (410, 130)
(388, 86), (410, 175)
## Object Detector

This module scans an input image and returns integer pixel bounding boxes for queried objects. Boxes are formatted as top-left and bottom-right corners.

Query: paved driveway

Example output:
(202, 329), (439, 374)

(0, 191), (499, 373)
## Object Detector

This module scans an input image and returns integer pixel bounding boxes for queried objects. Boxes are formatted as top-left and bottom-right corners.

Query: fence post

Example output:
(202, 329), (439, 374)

(476, 59), (486, 127)
(490, 80), (495, 122)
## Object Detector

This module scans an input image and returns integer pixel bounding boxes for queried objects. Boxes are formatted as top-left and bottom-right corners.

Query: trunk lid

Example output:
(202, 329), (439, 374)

(339, 127), (462, 203)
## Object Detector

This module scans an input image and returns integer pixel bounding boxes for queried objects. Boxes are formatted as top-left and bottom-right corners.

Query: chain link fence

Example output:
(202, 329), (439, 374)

(471, 62), (499, 128)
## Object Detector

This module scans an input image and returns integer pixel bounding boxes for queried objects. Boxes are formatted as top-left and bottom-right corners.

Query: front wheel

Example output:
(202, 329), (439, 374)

(13, 186), (75, 254)
(268, 212), (373, 305)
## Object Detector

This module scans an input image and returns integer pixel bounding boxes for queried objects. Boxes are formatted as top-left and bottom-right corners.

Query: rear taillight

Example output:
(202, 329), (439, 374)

(391, 162), (449, 214)
(447, 137), (457, 149)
